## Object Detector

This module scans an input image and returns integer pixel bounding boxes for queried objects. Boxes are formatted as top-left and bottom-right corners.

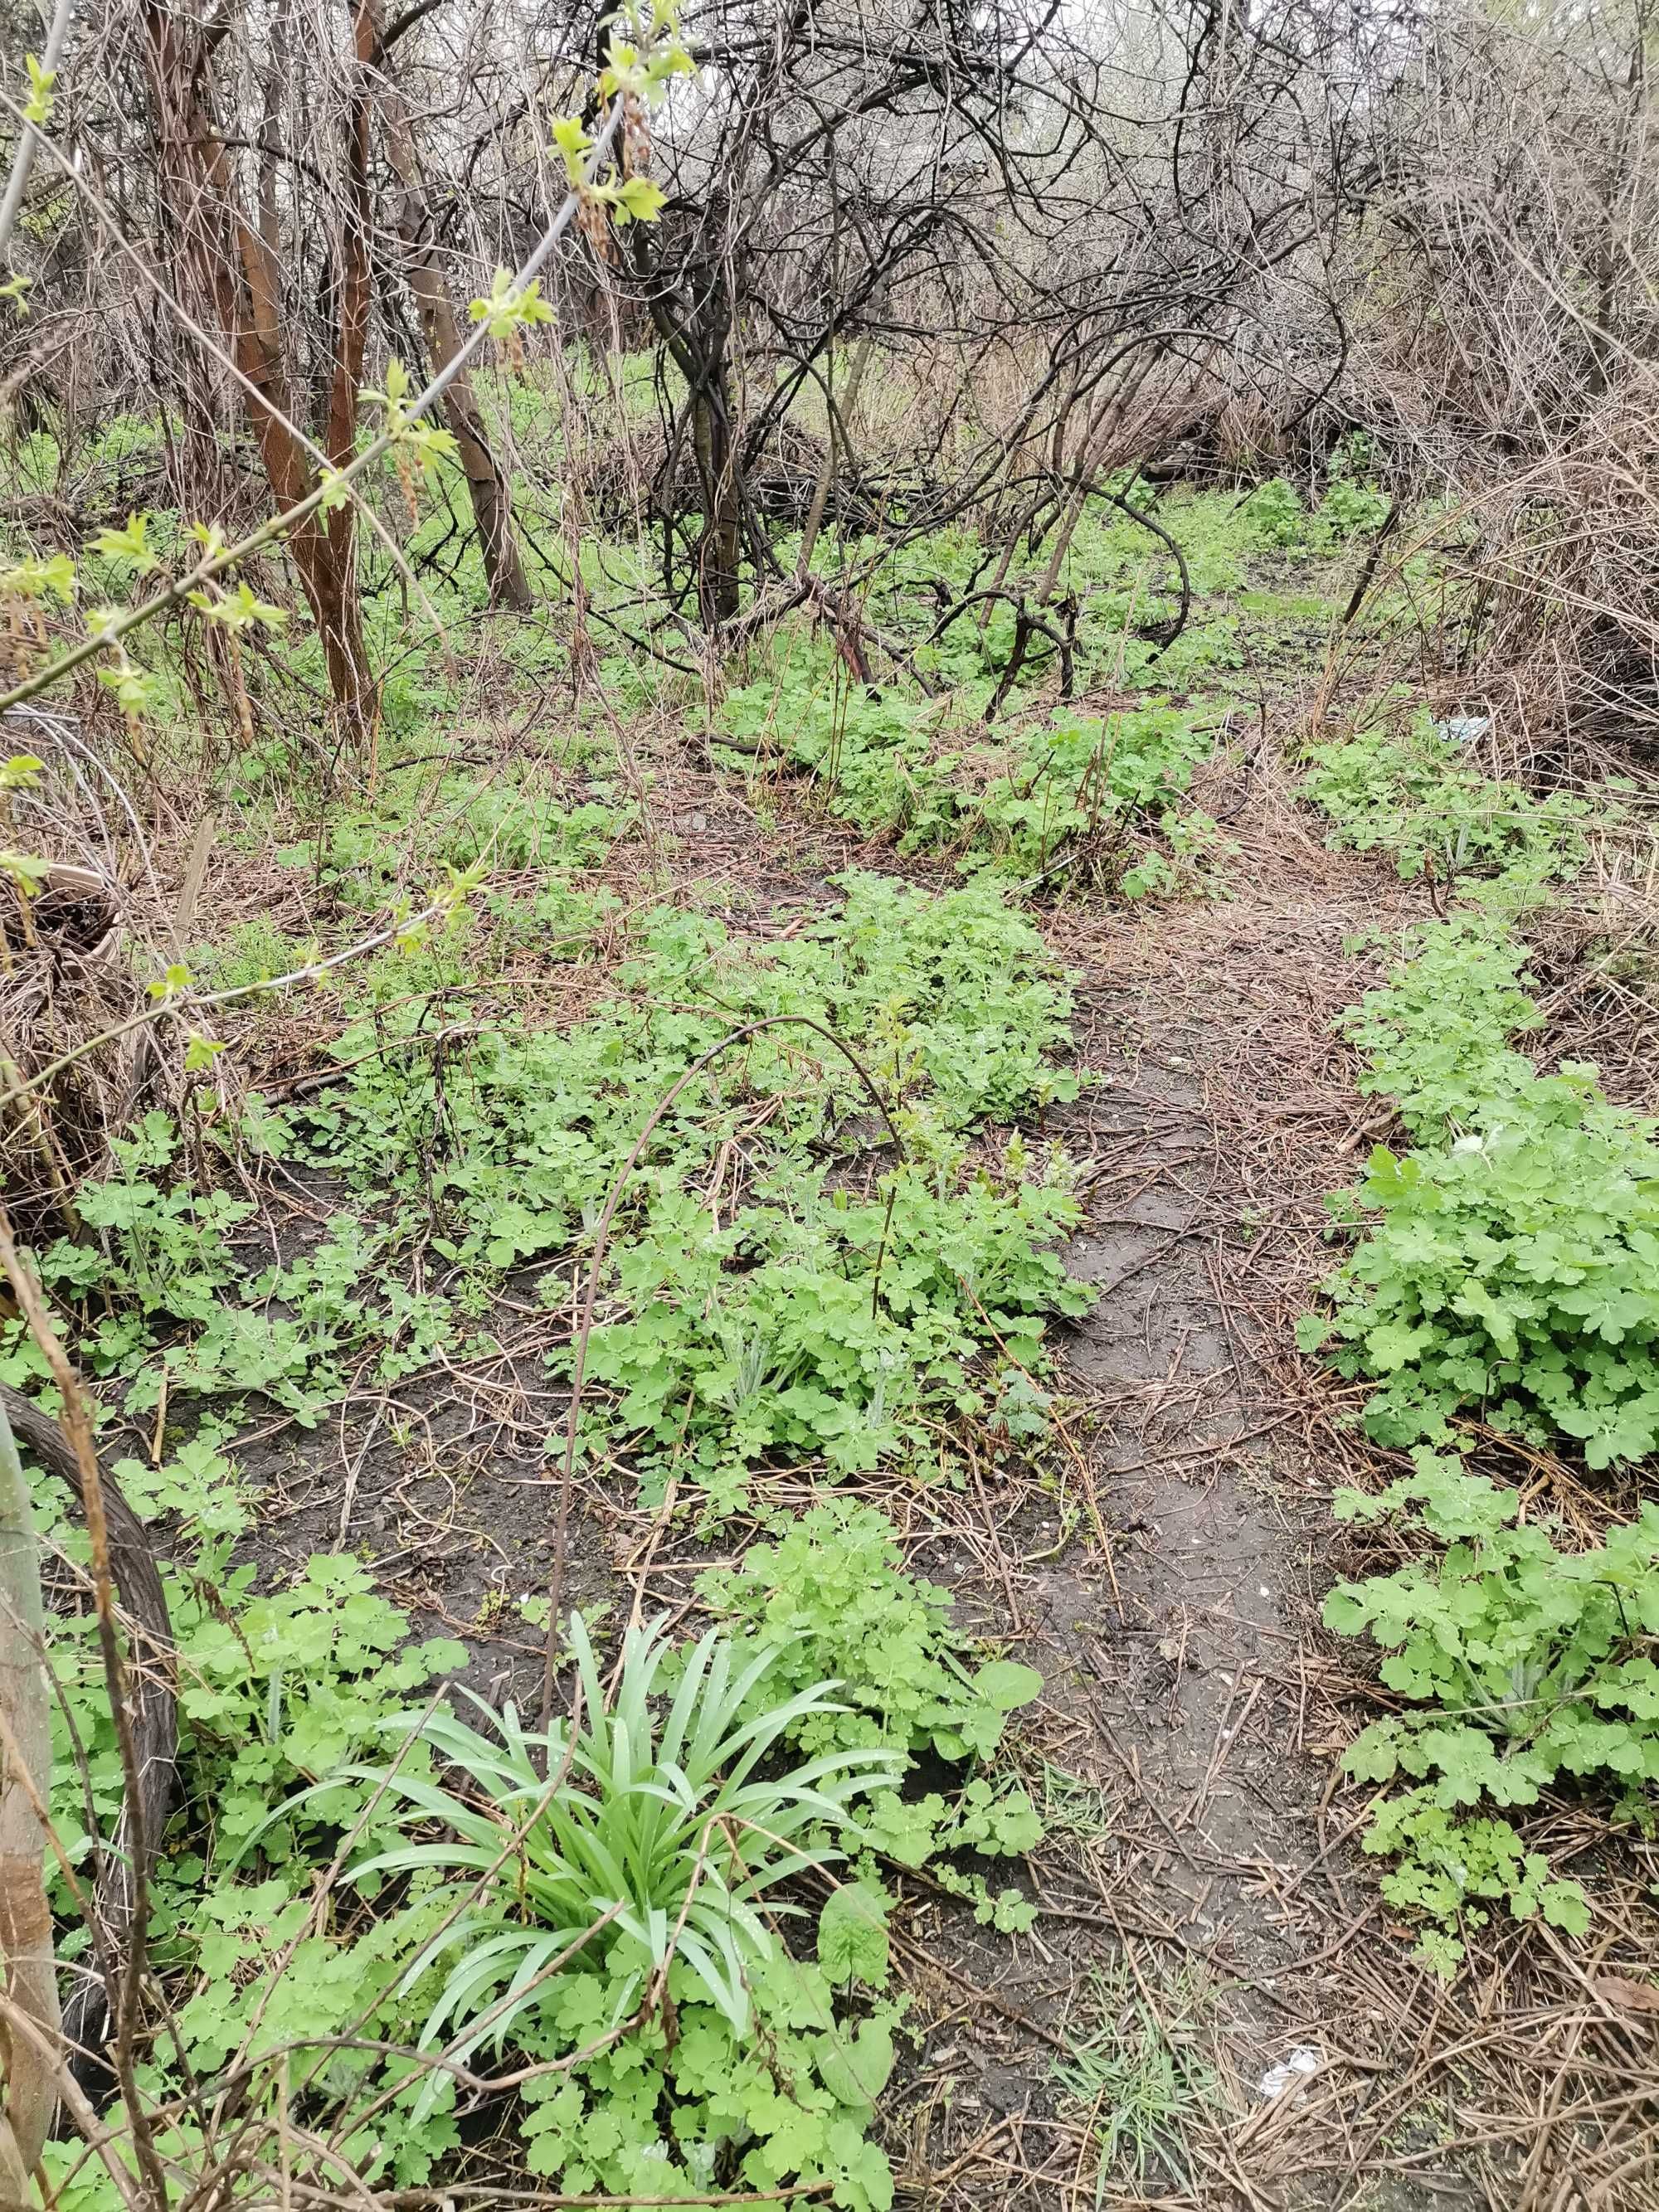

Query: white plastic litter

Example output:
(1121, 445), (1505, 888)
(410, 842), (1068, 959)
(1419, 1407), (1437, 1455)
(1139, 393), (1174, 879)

(1435, 715), (1491, 746)
(1258, 2046), (1322, 2101)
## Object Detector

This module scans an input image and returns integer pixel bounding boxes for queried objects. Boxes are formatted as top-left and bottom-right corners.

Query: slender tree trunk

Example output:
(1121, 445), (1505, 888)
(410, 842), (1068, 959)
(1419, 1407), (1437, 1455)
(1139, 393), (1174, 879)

(0, 1402), (57, 2208)
(693, 375), (742, 625)
(395, 184), (533, 610)
(399, 227), (532, 608)
(314, 2), (377, 742)
(797, 337), (872, 579)
(141, 2), (373, 754)
(369, 7), (532, 610)
(634, 214), (744, 627)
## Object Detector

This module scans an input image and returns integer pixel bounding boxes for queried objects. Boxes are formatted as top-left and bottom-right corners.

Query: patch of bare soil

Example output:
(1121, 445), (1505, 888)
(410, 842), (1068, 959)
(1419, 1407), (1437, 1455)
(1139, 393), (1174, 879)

(882, 774), (1657, 2210)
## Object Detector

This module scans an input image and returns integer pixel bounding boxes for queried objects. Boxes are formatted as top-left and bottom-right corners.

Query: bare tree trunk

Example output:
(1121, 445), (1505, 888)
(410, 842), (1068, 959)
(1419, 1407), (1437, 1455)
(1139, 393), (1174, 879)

(639, 210), (743, 627)
(141, 2), (374, 754)
(0, 1403), (57, 2208)
(315, 2), (377, 745)
(0, 1227), (169, 2212)
(797, 338), (872, 578)
(693, 377), (742, 625)
(397, 192), (533, 610)
(370, 7), (532, 610)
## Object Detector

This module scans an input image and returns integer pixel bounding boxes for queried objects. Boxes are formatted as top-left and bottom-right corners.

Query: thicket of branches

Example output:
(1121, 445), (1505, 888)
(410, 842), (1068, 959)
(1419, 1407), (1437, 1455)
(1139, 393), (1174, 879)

(1, 0), (1653, 746)
(0, 0), (1658, 2195)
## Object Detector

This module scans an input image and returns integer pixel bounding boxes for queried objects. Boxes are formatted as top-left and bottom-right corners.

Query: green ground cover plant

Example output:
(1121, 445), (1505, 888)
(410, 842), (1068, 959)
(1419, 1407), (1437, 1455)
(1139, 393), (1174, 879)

(34, 1435), (1043, 2212)
(0, 361), (1538, 2200)
(13, 741), (1077, 2206)
(1300, 730), (1659, 1971)
(1241, 445), (1389, 553)
(15, 0), (1657, 2190)
(694, 1499), (1042, 1761)
(1300, 916), (1659, 1469)
(13, 728), (1076, 2206)
(1053, 1962), (1222, 2192)
(691, 1499), (1047, 1913)
(708, 485), (1368, 896)
(1325, 1452), (1659, 1973)
(717, 647), (1224, 890)
(337, 1612), (902, 2073)
(1301, 708), (1589, 891)
(17, 865), (1091, 1516)
(36, 1446), (474, 2199)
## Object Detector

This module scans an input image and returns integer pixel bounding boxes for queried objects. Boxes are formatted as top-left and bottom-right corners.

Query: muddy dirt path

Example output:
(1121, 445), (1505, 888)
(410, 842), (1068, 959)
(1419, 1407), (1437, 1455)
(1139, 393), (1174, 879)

(999, 826), (1498, 2209)
(1063, 1030), (1341, 2018)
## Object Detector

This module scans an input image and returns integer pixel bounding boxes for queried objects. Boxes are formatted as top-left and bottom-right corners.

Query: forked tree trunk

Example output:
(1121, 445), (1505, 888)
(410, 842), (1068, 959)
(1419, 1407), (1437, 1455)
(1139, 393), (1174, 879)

(638, 216), (744, 628)
(141, 2), (375, 754)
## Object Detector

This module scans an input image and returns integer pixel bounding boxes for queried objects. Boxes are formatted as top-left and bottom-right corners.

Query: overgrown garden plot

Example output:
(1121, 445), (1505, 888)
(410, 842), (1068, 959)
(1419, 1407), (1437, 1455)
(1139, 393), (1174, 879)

(5, 428), (1658, 2212)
